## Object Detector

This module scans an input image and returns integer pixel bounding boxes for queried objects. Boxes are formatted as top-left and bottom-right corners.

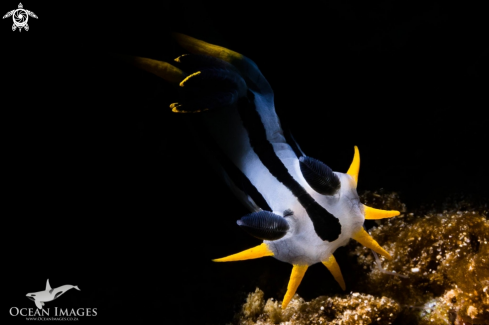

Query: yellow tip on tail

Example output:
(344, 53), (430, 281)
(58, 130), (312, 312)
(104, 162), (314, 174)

(282, 265), (308, 309)
(212, 243), (274, 262)
(322, 255), (346, 290)
(346, 146), (360, 185)
(352, 227), (392, 260)
(171, 32), (244, 64)
(120, 55), (187, 84)
(363, 205), (400, 220)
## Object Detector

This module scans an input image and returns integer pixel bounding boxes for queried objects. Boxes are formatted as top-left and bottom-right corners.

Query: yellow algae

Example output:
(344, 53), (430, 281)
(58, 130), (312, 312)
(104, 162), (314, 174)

(242, 288), (266, 319)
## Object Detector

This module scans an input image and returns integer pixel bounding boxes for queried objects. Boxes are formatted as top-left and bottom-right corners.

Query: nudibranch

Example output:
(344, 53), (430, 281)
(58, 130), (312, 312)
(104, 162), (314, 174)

(125, 33), (400, 309)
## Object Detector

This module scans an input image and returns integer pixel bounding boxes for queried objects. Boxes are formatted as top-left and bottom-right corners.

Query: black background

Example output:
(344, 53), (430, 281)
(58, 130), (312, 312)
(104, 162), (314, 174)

(3, 0), (487, 324)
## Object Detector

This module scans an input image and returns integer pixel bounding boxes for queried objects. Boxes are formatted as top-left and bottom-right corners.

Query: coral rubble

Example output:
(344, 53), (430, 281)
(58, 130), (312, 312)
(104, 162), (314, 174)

(232, 192), (488, 325)
(234, 287), (400, 325)
(353, 192), (488, 324)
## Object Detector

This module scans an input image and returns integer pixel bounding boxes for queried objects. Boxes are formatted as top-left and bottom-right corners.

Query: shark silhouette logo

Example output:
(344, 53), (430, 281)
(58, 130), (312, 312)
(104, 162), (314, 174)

(26, 279), (80, 309)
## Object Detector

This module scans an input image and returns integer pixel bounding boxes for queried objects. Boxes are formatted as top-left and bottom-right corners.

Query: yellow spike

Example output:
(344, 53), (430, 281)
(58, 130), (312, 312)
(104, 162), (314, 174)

(282, 265), (308, 309)
(119, 54), (187, 84)
(172, 32), (244, 64)
(346, 146), (360, 185)
(322, 255), (346, 290)
(212, 243), (273, 262)
(364, 205), (400, 220)
(352, 228), (392, 260)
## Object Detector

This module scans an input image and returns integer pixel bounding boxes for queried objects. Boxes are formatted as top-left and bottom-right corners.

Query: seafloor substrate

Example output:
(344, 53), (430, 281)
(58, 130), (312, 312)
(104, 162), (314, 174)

(232, 192), (488, 325)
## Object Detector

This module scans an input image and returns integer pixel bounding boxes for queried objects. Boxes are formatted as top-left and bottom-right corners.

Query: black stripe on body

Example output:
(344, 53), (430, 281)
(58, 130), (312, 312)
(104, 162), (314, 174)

(237, 91), (341, 242)
(191, 118), (272, 212)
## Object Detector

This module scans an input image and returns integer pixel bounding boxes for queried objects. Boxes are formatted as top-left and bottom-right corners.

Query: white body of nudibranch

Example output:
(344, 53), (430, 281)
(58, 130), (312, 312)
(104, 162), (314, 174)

(126, 33), (400, 309)
(266, 172), (364, 266)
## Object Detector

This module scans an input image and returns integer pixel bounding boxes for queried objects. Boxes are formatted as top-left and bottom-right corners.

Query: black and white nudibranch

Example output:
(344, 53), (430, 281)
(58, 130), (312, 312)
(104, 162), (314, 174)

(124, 33), (401, 309)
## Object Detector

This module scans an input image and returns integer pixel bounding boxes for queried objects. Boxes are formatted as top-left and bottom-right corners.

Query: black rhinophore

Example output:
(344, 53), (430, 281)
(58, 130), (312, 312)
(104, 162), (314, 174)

(299, 156), (341, 195)
(237, 211), (289, 241)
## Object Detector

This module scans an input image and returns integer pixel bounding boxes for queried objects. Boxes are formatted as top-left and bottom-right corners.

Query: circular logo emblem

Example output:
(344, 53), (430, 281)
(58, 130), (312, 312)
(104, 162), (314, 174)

(13, 9), (28, 28)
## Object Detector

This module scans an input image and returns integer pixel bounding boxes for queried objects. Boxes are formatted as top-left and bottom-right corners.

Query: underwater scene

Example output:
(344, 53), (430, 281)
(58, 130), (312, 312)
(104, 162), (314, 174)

(3, 1), (487, 324)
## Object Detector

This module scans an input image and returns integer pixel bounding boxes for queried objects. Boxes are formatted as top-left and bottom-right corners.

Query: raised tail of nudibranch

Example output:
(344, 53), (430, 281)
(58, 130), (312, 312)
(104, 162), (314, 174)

(122, 33), (401, 309)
